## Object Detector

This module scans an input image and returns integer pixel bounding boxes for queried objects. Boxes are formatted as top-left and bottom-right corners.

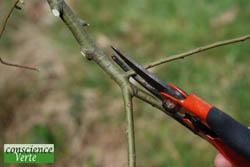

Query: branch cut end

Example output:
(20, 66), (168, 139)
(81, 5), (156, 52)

(52, 9), (60, 17)
(80, 48), (96, 61)
(80, 50), (86, 58)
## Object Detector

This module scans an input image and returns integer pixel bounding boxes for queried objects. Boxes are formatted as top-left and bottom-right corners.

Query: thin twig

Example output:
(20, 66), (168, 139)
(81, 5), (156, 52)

(0, 0), (20, 38)
(146, 34), (250, 69)
(0, 0), (39, 71)
(0, 57), (39, 72)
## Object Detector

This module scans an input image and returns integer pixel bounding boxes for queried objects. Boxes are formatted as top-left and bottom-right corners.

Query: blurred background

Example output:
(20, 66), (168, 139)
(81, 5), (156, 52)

(0, 0), (250, 166)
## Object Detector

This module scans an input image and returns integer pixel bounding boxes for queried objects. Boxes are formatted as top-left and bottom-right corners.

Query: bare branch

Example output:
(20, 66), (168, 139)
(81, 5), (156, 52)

(0, 0), (20, 38)
(0, 57), (39, 71)
(0, 0), (39, 71)
(133, 86), (164, 112)
(146, 34), (250, 69)
(47, 1), (138, 166)
(122, 87), (136, 167)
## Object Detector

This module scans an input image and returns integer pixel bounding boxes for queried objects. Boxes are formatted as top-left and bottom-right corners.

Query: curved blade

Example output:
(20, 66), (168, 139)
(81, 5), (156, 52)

(111, 54), (162, 99)
(111, 46), (185, 100)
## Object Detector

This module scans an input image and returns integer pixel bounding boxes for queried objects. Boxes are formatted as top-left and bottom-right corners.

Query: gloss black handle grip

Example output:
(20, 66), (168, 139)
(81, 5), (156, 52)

(206, 107), (250, 161)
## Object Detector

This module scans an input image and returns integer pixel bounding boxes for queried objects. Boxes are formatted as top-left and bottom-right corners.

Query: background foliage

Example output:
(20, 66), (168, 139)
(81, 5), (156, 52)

(0, 0), (250, 166)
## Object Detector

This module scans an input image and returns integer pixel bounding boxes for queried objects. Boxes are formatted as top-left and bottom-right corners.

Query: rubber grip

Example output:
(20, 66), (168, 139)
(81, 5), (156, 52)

(207, 107), (250, 161)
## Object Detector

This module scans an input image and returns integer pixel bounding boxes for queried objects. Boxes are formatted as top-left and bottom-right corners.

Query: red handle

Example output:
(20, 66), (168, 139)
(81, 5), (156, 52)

(209, 137), (250, 167)
(160, 85), (250, 166)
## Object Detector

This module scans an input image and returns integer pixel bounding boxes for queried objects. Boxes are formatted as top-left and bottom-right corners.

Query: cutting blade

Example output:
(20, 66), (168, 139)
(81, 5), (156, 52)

(111, 46), (185, 100)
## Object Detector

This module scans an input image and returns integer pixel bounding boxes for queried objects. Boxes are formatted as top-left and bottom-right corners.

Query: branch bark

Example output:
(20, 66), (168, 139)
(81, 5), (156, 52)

(46, 1), (141, 166)
(122, 87), (136, 167)
(133, 86), (164, 112)
(47, 0), (128, 87)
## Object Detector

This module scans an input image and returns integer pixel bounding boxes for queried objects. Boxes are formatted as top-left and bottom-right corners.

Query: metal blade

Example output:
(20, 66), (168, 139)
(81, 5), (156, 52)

(112, 53), (196, 133)
(111, 54), (162, 99)
(111, 46), (184, 99)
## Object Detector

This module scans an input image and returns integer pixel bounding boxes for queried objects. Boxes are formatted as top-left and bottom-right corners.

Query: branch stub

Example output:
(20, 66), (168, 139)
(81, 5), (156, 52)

(52, 9), (60, 17)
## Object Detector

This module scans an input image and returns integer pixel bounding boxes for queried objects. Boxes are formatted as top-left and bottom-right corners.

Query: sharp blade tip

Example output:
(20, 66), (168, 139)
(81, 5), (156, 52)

(111, 46), (124, 57)
(111, 46), (117, 51)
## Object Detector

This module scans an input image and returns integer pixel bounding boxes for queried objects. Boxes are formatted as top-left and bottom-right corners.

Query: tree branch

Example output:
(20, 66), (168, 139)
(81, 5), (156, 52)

(0, 0), (39, 71)
(122, 87), (136, 167)
(0, 57), (39, 71)
(133, 87), (164, 112)
(47, 0), (129, 87)
(145, 34), (250, 69)
(0, 0), (20, 38)
(46, 0), (139, 166)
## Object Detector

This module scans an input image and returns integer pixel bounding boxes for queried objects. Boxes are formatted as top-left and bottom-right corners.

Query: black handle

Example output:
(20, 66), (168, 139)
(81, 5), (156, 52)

(206, 107), (250, 161)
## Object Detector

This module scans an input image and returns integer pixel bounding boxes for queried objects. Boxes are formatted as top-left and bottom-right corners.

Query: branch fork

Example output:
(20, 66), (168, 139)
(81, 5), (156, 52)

(2, 0), (250, 166)
(45, 1), (250, 167)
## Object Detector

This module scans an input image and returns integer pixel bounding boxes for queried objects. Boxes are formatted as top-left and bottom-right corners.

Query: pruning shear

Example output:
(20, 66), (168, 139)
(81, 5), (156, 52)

(111, 46), (250, 167)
